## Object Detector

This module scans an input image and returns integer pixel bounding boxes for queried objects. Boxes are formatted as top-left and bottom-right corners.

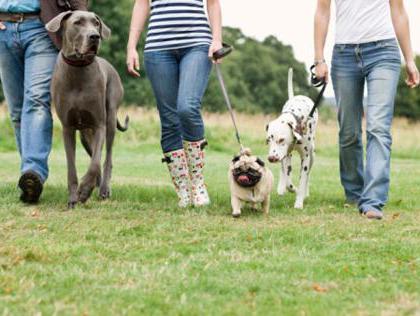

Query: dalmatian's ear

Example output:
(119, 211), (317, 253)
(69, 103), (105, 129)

(287, 122), (302, 142)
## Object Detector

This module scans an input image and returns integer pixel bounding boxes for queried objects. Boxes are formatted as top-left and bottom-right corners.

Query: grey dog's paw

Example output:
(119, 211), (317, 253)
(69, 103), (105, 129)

(99, 186), (111, 200)
(78, 185), (94, 203)
(67, 200), (77, 209)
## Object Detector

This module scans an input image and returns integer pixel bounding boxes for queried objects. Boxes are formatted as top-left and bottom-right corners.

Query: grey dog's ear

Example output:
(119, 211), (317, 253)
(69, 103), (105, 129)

(45, 11), (73, 33)
(232, 155), (240, 163)
(95, 15), (111, 39)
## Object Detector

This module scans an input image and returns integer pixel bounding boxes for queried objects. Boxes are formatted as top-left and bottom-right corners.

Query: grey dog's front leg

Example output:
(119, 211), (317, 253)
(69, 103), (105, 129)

(63, 127), (78, 208)
(78, 126), (106, 203)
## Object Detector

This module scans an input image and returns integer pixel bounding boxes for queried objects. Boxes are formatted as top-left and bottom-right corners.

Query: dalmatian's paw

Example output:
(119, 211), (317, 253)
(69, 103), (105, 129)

(294, 201), (304, 209)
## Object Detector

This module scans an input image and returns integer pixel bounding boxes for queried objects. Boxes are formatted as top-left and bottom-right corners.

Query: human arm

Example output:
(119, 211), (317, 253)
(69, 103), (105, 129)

(314, 0), (331, 82)
(126, 0), (150, 77)
(390, 0), (420, 88)
(207, 0), (223, 63)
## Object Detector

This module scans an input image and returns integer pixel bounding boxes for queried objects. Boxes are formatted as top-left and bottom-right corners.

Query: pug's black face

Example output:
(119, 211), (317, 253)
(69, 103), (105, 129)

(231, 154), (265, 188)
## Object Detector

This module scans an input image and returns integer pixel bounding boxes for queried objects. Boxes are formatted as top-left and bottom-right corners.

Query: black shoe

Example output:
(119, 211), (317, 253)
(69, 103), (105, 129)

(18, 171), (43, 204)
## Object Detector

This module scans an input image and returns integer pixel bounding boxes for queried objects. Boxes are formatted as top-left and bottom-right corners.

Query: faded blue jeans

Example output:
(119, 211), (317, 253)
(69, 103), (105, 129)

(144, 45), (212, 153)
(0, 18), (57, 182)
(331, 38), (401, 213)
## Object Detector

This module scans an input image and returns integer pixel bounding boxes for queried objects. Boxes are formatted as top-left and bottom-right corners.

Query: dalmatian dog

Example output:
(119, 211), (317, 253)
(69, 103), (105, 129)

(266, 68), (318, 209)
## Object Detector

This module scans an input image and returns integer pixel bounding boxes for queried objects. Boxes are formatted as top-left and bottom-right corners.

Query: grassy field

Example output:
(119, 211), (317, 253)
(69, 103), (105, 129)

(1, 107), (420, 315)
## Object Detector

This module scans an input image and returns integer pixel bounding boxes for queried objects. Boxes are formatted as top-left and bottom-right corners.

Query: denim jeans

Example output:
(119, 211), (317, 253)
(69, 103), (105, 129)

(0, 18), (58, 182)
(144, 44), (212, 153)
(331, 38), (401, 213)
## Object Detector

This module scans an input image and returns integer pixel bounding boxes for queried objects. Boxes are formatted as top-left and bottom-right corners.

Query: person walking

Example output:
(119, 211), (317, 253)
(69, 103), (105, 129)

(126, 0), (223, 208)
(314, 0), (420, 219)
(0, 0), (87, 203)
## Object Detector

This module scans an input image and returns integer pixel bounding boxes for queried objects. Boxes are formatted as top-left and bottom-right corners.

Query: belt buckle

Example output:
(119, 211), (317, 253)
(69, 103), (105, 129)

(17, 13), (24, 23)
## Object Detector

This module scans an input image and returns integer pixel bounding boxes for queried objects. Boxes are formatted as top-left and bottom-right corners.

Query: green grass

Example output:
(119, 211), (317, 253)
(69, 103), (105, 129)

(1, 112), (420, 315)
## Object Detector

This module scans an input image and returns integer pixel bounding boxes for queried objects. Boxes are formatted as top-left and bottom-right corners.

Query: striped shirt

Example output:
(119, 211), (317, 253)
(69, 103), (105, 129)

(145, 0), (213, 52)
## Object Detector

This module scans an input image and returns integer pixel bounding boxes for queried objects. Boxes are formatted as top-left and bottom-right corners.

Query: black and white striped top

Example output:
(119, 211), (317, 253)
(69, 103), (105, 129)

(145, 0), (213, 52)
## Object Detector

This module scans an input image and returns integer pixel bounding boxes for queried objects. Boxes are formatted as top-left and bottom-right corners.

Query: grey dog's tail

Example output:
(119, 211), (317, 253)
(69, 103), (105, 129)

(117, 116), (130, 132)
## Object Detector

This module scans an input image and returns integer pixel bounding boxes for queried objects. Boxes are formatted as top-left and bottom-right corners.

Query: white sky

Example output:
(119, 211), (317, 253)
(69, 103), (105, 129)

(221, 0), (420, 96)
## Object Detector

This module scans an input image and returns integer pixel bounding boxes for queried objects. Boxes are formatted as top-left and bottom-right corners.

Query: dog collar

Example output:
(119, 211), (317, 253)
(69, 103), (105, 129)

(61, 53), (95, 67)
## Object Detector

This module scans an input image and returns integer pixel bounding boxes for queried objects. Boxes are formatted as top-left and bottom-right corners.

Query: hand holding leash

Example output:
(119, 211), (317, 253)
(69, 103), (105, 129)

(212, 43), (233, 60)
(309, 64), (328, 118)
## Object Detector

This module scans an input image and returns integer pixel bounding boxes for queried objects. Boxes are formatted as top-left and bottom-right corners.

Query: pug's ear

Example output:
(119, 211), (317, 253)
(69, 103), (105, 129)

(256, 158), (265, 167)
(287, 122), (302, 142)
(232, 155), (240, 163)
(95, 14), (111, 39)
(45, 11), (73, 33)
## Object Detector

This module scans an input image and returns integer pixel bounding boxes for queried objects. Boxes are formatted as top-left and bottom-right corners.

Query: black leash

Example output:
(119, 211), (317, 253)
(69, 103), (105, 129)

(309, 64), (327, 118)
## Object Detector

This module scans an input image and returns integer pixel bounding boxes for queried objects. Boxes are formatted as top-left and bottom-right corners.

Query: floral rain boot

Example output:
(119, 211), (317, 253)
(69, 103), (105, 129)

(183, 140), (210, 207)
(162, 149), (191, 208)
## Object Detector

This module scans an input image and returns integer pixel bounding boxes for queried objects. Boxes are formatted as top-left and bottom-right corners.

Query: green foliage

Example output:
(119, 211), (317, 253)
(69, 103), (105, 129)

(395, 56), (420, 120)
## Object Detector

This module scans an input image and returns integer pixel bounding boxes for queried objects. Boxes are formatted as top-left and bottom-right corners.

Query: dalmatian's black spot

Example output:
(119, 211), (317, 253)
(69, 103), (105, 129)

(304, 166), (308, 172)
(289, 184), (293, 189)
(287, 166), (292, 176)
(304, 146), (308, 151)
(309, 123), (312, 129)
(308, 137), (311, 141)
(297, 140), (302, 145)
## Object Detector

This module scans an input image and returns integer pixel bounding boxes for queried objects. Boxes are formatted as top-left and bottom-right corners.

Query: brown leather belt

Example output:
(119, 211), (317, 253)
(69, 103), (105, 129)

(0, 12), (40, 23)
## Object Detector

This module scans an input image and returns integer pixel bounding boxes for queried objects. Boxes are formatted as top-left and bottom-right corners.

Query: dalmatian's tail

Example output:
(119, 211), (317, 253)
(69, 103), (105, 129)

(288, 68), (294, 100)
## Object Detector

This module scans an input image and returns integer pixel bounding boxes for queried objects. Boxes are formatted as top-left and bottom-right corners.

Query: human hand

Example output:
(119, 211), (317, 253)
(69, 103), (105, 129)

(208, 40), (223, 64)
(126, 47), (140, 78)
(315, 62), (329, 83)
(405, 60), (420, 88)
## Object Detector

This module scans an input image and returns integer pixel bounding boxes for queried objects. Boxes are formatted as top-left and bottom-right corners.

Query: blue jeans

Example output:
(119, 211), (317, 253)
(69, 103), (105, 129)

(0, 18), (57, 182)
(144, 45), (212, 153)
(331, 39), (401, 213)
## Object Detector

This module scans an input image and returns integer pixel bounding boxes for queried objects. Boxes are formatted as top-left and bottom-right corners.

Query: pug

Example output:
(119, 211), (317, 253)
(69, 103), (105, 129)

(228, 148), (274, 217)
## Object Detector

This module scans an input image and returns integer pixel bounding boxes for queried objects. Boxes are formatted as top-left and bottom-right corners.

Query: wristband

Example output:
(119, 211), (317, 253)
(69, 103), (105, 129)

(314, 59), (326, 66)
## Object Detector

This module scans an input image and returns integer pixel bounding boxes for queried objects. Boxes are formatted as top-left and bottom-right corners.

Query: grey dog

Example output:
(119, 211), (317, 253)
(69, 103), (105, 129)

(46, 11), (129, 208)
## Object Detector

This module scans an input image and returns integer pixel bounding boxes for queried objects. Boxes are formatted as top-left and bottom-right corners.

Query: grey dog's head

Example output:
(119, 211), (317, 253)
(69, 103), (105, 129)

(46, 10), (111, 60)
